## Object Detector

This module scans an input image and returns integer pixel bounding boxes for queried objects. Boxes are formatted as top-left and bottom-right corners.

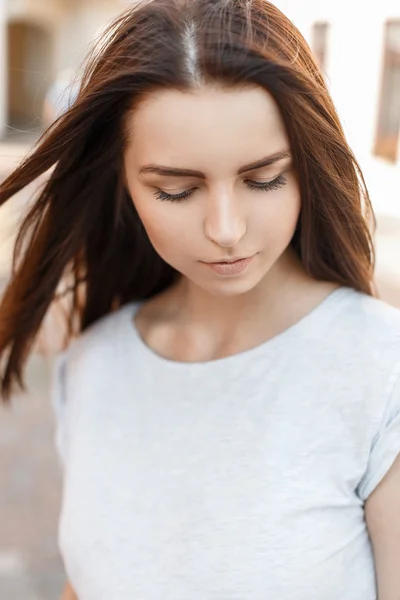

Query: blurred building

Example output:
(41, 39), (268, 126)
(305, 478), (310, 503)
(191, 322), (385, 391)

(277, 0), (400, 217)
(0, 0), (129, 139)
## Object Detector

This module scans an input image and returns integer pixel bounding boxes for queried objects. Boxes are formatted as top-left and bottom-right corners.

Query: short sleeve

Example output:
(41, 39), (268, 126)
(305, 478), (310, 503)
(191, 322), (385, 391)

(50, 351), (68, 467)
(357, 366), (400, 500)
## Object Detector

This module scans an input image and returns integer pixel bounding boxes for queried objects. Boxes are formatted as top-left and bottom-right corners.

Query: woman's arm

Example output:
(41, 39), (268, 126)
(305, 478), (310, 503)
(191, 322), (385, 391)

(61, 582), (78, 600)
(365, 454), (400, 600)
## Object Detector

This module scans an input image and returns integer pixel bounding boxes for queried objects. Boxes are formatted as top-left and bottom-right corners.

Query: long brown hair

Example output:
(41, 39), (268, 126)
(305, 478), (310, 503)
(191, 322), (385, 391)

(0, 0), (374, 400)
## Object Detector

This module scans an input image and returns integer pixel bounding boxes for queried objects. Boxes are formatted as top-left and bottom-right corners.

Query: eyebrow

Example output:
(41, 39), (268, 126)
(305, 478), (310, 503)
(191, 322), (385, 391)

(139, 150), (291, 178)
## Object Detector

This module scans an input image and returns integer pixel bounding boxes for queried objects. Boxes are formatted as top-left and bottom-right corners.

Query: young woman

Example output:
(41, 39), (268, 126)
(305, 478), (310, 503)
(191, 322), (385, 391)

(1, 1), (399, 598)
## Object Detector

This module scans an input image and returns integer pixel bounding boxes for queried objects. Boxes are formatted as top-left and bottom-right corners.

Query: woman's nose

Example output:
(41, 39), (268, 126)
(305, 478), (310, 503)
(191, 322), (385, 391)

(203, 190), (246, 248)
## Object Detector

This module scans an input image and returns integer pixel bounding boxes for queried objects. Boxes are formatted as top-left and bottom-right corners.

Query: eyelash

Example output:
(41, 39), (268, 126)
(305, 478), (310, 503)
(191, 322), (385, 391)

(153, 174), (288, 202)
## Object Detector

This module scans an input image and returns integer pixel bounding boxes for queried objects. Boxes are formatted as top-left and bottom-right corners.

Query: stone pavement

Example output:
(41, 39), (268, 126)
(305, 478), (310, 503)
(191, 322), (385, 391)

(1, 139), (400, 600)
(0, 356), (65, 600)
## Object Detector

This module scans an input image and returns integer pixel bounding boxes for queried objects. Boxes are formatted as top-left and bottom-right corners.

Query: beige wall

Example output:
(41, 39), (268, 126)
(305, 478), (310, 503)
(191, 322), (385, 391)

(0, 0), (6, 137)
(7, 21), (52, 127)
(2, 0), (126, 135)
(7, 0), (66, 29)
(56, 1), (124, 72)
(6, 0), (128, 72)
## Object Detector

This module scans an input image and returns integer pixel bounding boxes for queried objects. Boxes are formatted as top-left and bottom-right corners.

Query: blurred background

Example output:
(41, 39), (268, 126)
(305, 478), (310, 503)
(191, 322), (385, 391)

(0, 0), (399, 598)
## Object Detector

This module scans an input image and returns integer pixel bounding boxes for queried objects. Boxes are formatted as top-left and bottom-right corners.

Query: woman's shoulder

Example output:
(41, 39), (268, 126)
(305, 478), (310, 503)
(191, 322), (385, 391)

(335, 288), (400, 340)
(323, 288), (400, 378)
(62, 301), (139, 366)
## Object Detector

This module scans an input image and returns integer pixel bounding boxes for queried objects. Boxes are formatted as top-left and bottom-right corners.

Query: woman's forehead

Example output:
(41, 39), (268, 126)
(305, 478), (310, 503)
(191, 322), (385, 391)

(124, 85), (289, 171)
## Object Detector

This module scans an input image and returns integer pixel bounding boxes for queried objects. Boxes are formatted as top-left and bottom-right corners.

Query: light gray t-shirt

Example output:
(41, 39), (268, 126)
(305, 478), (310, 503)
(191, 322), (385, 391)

(52, 287), (400, 600)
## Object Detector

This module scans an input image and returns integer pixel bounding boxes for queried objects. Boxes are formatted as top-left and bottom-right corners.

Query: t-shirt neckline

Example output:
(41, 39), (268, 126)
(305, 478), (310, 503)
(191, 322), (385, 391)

(125, 286), (353, 372)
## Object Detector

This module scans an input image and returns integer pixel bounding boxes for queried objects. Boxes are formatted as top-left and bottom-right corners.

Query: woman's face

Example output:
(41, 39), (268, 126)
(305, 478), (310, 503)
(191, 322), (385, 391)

(123, 85), (301, 297)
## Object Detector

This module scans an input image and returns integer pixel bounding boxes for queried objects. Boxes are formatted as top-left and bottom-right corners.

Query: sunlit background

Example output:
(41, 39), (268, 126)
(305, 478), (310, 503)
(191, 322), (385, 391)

(0, 0), (399, 598)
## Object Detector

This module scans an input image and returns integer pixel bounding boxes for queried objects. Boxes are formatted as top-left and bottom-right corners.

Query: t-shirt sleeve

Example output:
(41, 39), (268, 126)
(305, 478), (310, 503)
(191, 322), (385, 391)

(357, 366), (400, 501)
(50, 351), (69, 467)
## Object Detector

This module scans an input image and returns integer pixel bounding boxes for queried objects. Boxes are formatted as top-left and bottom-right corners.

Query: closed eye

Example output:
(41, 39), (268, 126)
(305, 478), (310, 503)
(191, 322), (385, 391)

(153, 188), (197, 202)
(153, 173), (287, 202)
(245, 174), (287, 192)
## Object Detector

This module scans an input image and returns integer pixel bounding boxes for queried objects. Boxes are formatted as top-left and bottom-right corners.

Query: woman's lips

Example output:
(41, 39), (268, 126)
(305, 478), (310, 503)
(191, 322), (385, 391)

(202, 255), (255, 276)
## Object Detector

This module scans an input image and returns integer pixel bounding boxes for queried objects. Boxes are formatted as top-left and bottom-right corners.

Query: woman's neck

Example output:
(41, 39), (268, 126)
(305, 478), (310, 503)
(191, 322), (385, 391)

(138, 250), (338, 361)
